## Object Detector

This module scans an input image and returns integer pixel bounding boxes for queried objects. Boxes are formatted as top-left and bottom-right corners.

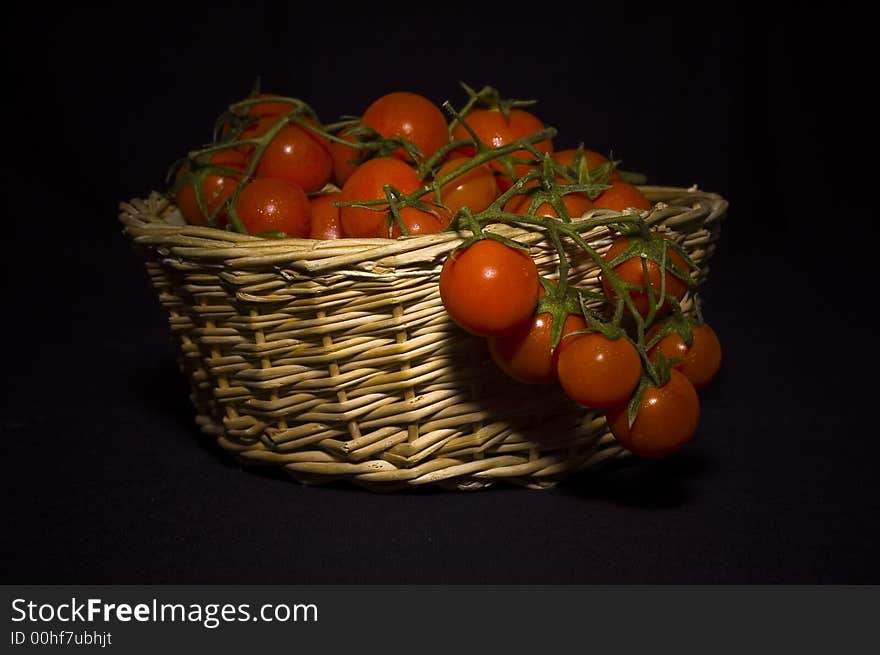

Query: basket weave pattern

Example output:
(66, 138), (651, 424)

(119, 186), (727, 491)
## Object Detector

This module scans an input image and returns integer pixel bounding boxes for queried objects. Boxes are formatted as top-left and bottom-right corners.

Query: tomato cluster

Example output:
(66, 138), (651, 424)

(167, 83), (721, 460)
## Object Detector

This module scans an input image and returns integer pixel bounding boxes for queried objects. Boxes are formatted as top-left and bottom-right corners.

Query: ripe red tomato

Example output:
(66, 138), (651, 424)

(432, 157), (499, 215)
(553, 148), (622, 182)
(338, 157), (423, 237)
(385, 205), (450, 238)
(488, 311), (587, 384)
(601, 237), (690, 318)
(308, 192), (343, 240)
(175, 149), (247, 228)
(506, 192), (594, 220)
(245, 93), (301, 119)
(556, 331), (642, 409)
(234, 177), (311, 237)
(361, 91), (449, 162)
(439, 239), (540, 337)
(593, 180), (652, 211)
(451, 108), (553, 189)
(255, 122), (333, 193)
(606, 369), (700, 459)
(648, 322), (722, 391)
(330, 127), (362, 187)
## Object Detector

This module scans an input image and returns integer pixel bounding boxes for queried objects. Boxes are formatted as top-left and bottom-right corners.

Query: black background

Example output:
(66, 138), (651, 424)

(2, 2), (876, 583)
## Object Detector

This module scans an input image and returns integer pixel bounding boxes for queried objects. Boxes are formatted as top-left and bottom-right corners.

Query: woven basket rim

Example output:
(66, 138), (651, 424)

(119, 185), (728, 275)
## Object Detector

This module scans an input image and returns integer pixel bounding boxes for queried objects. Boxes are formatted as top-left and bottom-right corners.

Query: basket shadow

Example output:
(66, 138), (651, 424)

(556, 449), (715, 509)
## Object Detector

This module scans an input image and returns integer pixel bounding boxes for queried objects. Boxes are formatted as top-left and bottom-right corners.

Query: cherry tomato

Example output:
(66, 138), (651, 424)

(308, 192), (343, 240)
(601, 237), (690, 318)
(432, 157), (499, 215)
(361, 91), (449, 162)
(385, 205), (450, 238)
(489, 311), (587, 384)
(245, 93), (302, 119)
(439, 239), (540, 337)
(255, 122), (333, 193)
(235, 177), (311, 237)
(593, 180), (652, 211)
(338, 157), (423, 237)
(451, 108), (553, 189)
(648, 322), (722, 392)
(606, 369), (700, 459)
(330, 127), (362, 187)
(556, 331), (642, 409)
(506, 192), (594, 220)
(175, 149), (247, 228)
(553, 148), (622, 182)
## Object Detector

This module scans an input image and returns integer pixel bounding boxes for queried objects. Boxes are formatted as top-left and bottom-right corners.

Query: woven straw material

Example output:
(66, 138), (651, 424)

(119, 186), (727, 491)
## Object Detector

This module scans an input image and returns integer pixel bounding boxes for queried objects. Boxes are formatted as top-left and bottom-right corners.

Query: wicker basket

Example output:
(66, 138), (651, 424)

(119, 186), (727, 491)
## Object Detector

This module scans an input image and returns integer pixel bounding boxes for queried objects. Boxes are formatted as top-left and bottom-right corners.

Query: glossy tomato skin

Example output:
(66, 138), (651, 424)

(593, 180), (652, 211)
(255, 122), (333, 193)
(176, 149), (247, 228)
(553, 148), (622, 181)
(308, 192), (343, 240)
(439, 240), (540, 337)
(506, 192), (593, 220)
(433, 157), (499, 215)
(235, 177), (311, 237)
(556, 332), (642, 410)
(606, 369), (700, 459)
(385, 205), (450, 238)
(451, 108), (553, 188)
(648, 323), (722, 391)
(489, 312), (587, 384)
(330, 128), (362, 187)
(361, 91), (449, 162)
(338, 157), (423, 237)
(601, 237), (690, 318)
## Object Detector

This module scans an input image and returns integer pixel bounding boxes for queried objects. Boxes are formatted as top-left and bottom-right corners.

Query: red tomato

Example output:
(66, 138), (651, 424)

(439, 239), (540, 337)
(330, 127), (362, 187)
(506, 192), (594, 220)
(255, 122), (333, 193)
(489, 312), (587, 384)
(601, 237), (690, 318)
(553, 148), (622, 182)
(451, 108), (553, 189)
(648, 323), (722, 392)
(593, 180), (652, 211)
(338, 157), (423, 237)
(606, 369), (700, 459)
(245, 93), (302, 119)
(361, 91), (449, 162)
(556, 331), (642, 410)
(234, 177), (311, 237)
(385, 205), (450, 238)
(308, 192), (343, 240)
(175, 149), (247, 228)
(432, 157), (499, 215)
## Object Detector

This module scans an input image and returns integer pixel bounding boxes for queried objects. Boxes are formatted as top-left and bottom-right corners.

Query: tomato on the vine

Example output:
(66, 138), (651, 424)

(648, 322), (722, 392)
(431, 157), (499, 215)
(175, 149), (247, 228)
(234, 177), (311, 237)
(451, 108), (553, 189)
(606, 369), (700, 459)
(556, 331), (642, 409)
(330, 127), (362, 187)
(601, 237), (690, 318)
(489, 311), (587, 384)
(308, 192), (343, 240)
(361, 91), (449, 163)
(255, 122), (333, 193)
(439, 239), (540, 337)
(506, 191), (593, 220)
(385, 205), (450, 238)
(593, 180), (652, 211)
(338, 157), (423, 238)
(553, 148), (622, 182)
